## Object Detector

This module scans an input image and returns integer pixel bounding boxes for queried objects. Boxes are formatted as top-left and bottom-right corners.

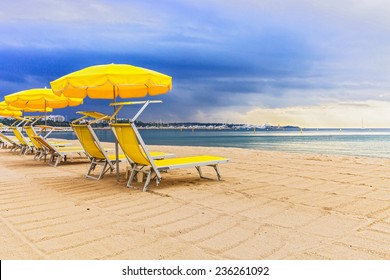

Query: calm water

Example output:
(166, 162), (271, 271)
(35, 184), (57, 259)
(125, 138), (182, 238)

(47, 128), (390, 159)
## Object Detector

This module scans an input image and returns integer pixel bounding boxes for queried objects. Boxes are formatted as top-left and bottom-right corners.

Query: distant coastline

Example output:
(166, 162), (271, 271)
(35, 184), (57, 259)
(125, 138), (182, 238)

(0, 118), (300, 131)
(127, 123), (301, 131)
(99, 121), (300, 131)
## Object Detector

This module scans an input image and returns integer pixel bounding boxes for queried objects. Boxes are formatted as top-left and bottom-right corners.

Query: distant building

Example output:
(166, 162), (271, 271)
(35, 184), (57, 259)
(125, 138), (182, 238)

(47, 115), (65, 122)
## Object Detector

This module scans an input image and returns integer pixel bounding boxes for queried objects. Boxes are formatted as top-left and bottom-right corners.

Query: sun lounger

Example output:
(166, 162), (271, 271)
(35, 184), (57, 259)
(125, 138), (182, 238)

(0, 117), (30, 151)
(111, 123), (229, 192)
(0, 131), (9, 148)
(71, 123), (126, 179)
(24, 126), (48, 160)
(32, 135), (86, 167)
(71, 123), (174, 180)
(11, 127), (35, 155)
(0, 131), (21, 151)
(24, 126), (71, 160)
(0, 133), (4, 148)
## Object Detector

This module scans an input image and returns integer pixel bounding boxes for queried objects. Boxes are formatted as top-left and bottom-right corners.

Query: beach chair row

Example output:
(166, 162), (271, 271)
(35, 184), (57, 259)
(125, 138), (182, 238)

(1, 117), (229, 192)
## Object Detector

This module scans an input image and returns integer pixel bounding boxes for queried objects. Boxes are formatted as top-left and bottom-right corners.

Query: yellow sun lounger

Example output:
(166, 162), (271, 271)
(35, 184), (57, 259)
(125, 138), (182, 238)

(71, 123), (126, 180)
(111, 123), (229, 192)
(0, 131), (21, 151)
(1, 117), (30, 152)
(24, 126), (71, 161)
(32, 135), (86, 167)
(11, 127), (35, 155)
(71, 122), (174, 180)
(24, 126), (49, 160)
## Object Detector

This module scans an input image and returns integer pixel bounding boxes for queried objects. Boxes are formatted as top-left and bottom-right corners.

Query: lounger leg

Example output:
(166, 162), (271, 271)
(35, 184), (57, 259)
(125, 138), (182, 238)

(127, 168), (138, 188)
(86, 162), (96, 178)
(54, 155), (61, 167)
(14, 144), (20, 152)
(42, 151), (47, 162)
(34, 150), (40, 160)
(155, 175), (161, 187)
(143, 170), (153, 192)
(50, 154), (56, 166)
(86, 159), (113, 180)
(196, 165), (222, 180)
(98, 162), (109, 180)
(195, 166), (208, 179)
(48, 154), (55, 166)
(213, 165), (222, 180)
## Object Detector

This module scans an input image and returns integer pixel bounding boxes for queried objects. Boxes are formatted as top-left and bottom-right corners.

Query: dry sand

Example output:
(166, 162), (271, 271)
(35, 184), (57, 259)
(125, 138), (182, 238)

(0, 141), (389, 260)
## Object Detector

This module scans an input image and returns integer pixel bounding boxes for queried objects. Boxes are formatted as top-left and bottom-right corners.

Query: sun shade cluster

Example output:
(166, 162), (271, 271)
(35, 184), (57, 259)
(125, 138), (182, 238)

(0, 63), (173, 117)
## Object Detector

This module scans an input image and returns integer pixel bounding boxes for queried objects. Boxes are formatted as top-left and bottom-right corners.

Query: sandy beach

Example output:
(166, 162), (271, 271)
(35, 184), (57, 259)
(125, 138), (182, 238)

(0, 142), (389, 260)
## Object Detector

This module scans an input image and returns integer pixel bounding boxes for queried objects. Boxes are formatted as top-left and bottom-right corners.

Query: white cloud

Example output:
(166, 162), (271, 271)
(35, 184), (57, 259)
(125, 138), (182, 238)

(0, 0), (144, 23)
(0, 0), (171, 49)
(239, 101), (390, 128)
(2, 0), (390, 126)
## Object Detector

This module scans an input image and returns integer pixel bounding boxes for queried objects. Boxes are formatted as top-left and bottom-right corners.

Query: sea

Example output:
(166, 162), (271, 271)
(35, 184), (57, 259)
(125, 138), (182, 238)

(46, 128), (390, 159)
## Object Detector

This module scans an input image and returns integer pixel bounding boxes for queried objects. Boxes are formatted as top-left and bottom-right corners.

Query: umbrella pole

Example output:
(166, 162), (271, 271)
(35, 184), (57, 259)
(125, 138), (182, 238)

(44, 100), (47, 137)
(45, 100), (47, 126)
(114, 86), (120, 182)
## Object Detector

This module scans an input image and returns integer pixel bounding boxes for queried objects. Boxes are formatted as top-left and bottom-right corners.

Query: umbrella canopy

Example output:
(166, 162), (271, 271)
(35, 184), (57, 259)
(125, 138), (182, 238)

(0, 108), (22, 117)
(0, 101), (18, 111)
(5, 88), (83, 110)
(50, 63), (172, 182)
(50, 63), (172, 99)
(0, 101), (53, 113)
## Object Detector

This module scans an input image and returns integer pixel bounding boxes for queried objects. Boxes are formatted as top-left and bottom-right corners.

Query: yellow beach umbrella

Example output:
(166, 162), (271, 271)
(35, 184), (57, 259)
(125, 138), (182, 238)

(0, 101), (17, 111)
(5, 88), (83, 124)
(0, 108), (22, 117)
(50, 63), (172, 99)
(21, 107), (53, 113)
(5, 88), (83, 109)
(0, 101), (23, 117)
(50, 63), (172, 181)
(0, 101), (53, 113)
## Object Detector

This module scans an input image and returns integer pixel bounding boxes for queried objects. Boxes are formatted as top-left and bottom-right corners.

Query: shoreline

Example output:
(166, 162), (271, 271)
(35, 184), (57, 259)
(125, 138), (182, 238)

(14, 128), (390, 160)
(1, 142), (389, 260)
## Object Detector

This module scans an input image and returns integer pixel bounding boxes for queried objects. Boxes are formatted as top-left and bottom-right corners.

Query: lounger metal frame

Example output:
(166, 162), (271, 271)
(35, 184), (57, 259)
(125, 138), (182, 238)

(109, 100), (229, 192)
(71, 111), (174, 180)
(72, 123), (118, 180)
(24, 126), (45, 160)
(32, 135), (86, 167)
(71, 111), (121, 180)
(11, 126), (35, 155)
(0, 131), (21, 151)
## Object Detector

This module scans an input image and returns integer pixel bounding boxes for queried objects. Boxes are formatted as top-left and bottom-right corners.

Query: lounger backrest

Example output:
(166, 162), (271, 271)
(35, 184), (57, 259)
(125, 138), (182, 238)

(12, 127), (28, 145)
(24, 126), (42, 149)
(71, 124), (105, 160)
(0, 132), (15, 144)
(32, 136), (56, 153)
(111, 123), (150, 166)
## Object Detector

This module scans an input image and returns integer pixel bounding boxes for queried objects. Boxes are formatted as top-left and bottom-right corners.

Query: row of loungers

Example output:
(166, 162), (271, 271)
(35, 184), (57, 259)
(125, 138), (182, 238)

(1, 125), (82, 161)
(0, 117), (229, 192)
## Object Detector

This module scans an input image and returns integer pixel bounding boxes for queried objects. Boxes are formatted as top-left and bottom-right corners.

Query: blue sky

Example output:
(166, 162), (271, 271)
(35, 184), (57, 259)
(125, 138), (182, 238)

(1, 0), (390, 127)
